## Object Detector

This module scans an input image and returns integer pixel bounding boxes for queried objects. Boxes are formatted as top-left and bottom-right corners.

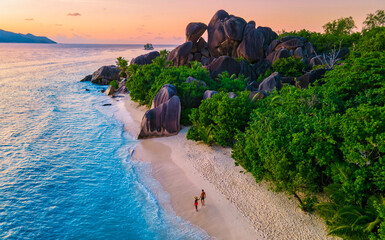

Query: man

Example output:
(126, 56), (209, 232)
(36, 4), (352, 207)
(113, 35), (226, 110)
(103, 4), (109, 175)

(200, 189), (206, 206)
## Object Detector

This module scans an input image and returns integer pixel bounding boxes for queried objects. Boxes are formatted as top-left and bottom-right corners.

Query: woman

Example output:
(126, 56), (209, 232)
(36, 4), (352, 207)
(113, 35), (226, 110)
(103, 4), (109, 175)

(194, 196), (199, 212)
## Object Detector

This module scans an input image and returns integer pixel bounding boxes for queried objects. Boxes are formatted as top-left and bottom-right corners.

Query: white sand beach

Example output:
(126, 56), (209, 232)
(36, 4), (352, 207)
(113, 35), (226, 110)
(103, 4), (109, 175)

(115, 95), (335, 240)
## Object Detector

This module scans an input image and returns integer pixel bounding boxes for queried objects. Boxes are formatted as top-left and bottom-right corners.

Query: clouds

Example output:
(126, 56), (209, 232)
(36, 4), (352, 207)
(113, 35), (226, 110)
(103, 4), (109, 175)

(25, 18), (34, 21)
(67, 13), (81, 17)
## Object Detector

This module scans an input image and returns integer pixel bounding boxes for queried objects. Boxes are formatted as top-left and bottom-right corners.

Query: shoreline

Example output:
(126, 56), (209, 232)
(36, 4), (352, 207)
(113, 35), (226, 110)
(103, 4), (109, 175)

(116, 95), (334, 240)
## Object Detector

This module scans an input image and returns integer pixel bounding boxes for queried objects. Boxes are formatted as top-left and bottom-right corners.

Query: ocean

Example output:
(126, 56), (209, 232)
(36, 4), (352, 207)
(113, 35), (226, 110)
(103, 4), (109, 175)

(0, 43), (209, 240)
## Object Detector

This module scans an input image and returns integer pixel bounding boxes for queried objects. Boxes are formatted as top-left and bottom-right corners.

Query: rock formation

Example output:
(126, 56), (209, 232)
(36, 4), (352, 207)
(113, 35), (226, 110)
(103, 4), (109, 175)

(131, 51), (160, 65)
(91, 65), (121, 85)
(258, 72), (282, 92)
(207, 56), (240, 80)
(138, 85), (181, 138)
(167, 42), (193, 66)
(138, 95), (181, 139)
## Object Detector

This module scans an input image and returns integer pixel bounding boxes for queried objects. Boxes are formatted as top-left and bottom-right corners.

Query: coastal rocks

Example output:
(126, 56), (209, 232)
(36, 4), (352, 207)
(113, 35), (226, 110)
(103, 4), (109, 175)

(116, 78), (129, 94)
(151, 84), (177, 109)
(105, 85), (116, 96)
(258, 72), (282, 92)
(240, 60), (257, 82)
(138, 95), (181, 139)
(207, 10), (247, 58)
(167, 41), (193, 66)
(237, 24), (265, 63)
(237, 24), (278, 63)
(139, 84), (181, 138)
(203, 90), (219, 100)
(130, 51), (160, 65)
(266, 36), (316, 65)
(80, 74), (92, 82)
(91, 65), (121, 85)
(266, 47), (292, 64)
(257, 26), (278, 48)
(186, 23), (207, 43)
(207, 56), (240, 80)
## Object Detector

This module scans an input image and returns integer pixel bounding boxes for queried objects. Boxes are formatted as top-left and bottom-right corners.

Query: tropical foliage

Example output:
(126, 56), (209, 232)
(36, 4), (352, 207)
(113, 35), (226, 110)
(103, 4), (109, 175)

(232, 27), (385, 239)
(115, 10), (385, 239)
(187, 91), (255, 147)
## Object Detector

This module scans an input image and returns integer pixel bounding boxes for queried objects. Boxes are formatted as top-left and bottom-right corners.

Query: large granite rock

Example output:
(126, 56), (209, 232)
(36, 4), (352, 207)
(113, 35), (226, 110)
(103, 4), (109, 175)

(253, 59), (272, 78)
(276, 37), (306, 51)
(240, 60), (257, 82)
(105, 85), (116, 96)
(207, 10), (247, 58)
(237, 27), (265, 63)
(257, 26), (278, 47)
(266, 47), (292, 64)
(91, 65), (121, 85)
(224, 15), (247, 41)
(116, 78), (129, 94)
(186, 23), (207, 43)
(207, 56), (241, 80)
(167, 41), (193, 66)
(130, 51), (160, 65)
(258, 72), (282, 92)
(207, 10), (230, 57)
(138, 95), (181, 139)
(151, 84), (177, 109)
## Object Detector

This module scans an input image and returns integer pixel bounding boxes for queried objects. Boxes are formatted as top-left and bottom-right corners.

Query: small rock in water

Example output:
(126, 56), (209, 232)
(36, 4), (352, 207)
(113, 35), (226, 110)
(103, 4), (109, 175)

(100, 89), (106, 93)
(85, 88), (90, 91)
(102, 103), (112, 106)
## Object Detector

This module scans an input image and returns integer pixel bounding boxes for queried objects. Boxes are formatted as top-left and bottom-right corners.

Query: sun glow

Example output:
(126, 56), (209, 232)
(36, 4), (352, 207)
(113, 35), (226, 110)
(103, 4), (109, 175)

(0, 0), (384, 44)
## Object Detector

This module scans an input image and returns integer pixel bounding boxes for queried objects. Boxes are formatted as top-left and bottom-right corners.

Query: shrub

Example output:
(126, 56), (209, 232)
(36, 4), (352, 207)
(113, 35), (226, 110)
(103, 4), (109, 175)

(109, 80), (119, 89)
(279, 29), (360, 54)
(216, 71), (247, 92)
(272, 56), (306, 77)
(187, 91), (255, 147)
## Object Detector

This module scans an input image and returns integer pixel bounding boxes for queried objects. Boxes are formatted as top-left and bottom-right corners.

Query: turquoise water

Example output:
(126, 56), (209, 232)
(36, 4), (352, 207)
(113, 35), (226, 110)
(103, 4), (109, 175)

(0, 43), (208, 240)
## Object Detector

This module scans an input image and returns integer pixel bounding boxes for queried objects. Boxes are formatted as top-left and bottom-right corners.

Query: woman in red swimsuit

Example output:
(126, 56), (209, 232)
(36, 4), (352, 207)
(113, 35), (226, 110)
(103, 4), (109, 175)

(194, 196), (199, 211)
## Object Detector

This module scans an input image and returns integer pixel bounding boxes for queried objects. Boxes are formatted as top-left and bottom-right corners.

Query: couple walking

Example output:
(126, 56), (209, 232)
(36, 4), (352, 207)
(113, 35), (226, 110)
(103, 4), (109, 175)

(194, 189), (206, 212)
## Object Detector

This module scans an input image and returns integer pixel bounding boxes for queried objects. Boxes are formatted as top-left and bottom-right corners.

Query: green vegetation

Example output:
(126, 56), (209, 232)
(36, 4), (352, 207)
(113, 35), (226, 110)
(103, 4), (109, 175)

(109, 80), (119, 89)
(363, 10), (385, 30)
(116, 57), (128, 78)
(187, 91), (255, 147)
(116, 53), (246, 125)
(323, 16), (356, 35)
(271, 56), (306, 77)
(115, 10), (385, 239)
(215, 71), (247, 92)
(232, 27), (385, 239)
(279, 29), (360, 54)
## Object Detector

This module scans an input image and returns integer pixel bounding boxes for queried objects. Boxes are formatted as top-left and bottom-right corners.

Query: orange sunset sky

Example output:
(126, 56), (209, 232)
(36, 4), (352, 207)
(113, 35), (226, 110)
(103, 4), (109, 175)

(1, 0), (384, 44)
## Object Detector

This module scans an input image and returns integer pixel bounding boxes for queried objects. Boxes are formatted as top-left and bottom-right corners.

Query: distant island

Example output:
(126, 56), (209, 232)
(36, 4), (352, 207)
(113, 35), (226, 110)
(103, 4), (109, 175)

(0, 29), (56, 44)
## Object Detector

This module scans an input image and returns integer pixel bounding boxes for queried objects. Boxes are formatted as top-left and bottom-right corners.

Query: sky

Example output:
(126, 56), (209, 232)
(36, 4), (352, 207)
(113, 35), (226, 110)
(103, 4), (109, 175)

(0, 0), (384, 44)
